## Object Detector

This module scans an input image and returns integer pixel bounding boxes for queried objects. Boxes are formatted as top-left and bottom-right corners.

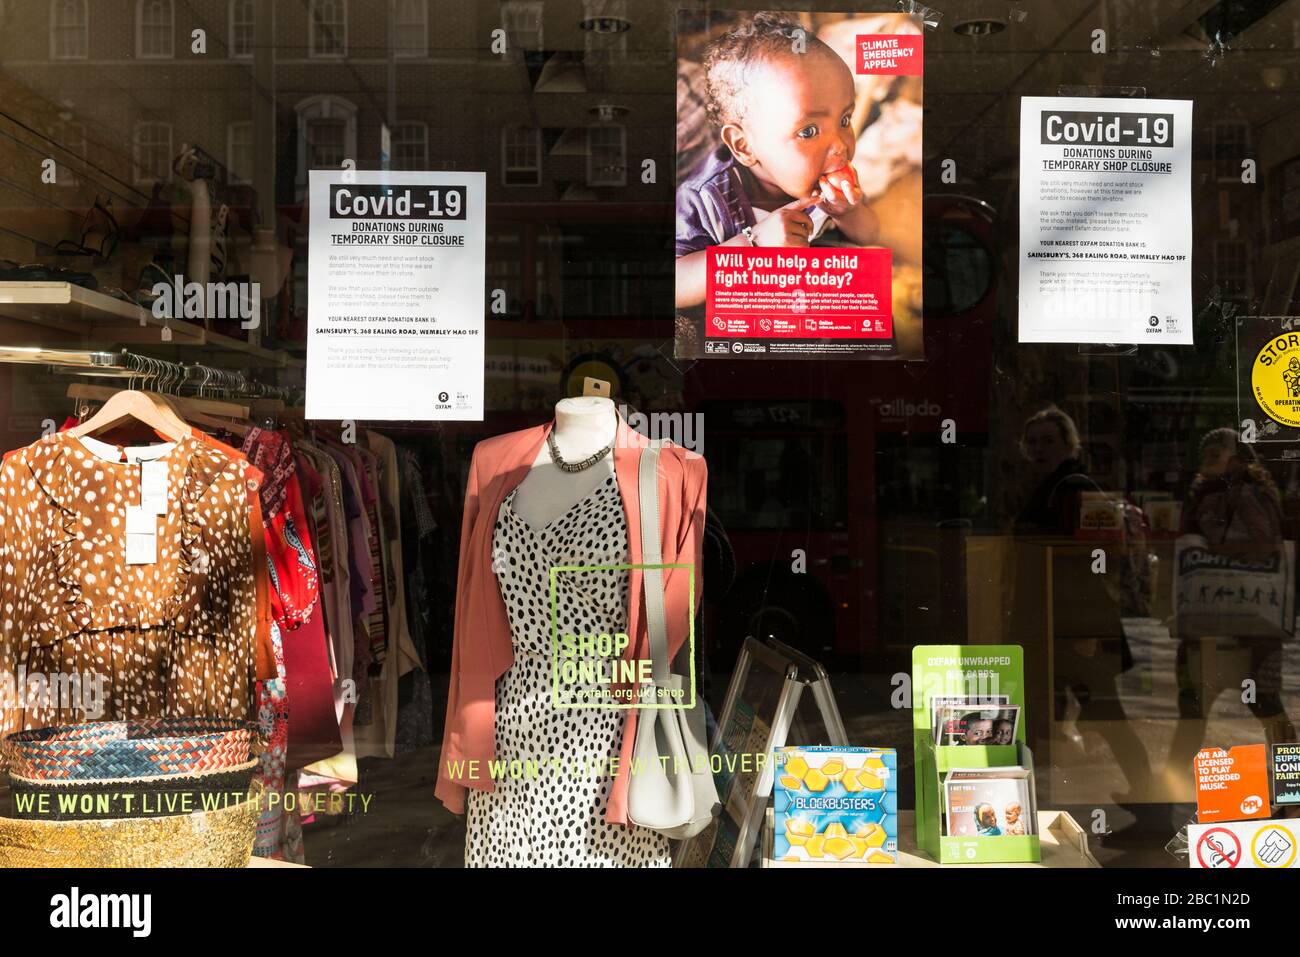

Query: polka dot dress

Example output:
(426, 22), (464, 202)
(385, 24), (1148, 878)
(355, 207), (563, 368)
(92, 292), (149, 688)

(465, 473), (670, 868)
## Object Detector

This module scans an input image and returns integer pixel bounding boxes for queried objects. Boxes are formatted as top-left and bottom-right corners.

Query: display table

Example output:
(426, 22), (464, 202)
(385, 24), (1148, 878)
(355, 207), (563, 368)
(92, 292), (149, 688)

(762, 808), (1099, 868)
(247, 856), (308, 868)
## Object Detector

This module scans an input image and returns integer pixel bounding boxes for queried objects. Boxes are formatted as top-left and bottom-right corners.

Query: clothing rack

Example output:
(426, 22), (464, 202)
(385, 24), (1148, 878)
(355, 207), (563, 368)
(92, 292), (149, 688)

(0, 347), (296, 403)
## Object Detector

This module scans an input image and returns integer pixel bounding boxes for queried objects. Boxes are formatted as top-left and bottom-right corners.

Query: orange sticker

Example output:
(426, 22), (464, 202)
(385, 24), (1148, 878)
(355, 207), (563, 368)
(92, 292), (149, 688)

(1194, 744), (1271, 824)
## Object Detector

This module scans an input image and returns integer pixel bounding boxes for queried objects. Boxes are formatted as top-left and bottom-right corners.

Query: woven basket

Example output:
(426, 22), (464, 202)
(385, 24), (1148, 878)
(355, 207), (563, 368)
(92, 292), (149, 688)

(7, 759), (259, 821)
(1, 718), (260, 781)
(0, 780), (263, 867)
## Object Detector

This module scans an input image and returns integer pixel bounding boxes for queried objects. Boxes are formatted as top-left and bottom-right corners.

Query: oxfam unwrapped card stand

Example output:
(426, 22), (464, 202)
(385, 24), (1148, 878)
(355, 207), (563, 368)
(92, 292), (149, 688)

(913, 645), (1041, 864)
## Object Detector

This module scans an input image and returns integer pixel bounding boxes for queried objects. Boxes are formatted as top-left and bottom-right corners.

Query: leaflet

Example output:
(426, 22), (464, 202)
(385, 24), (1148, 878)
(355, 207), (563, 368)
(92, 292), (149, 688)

(1018, 96), (1193, 345)
(306, 170), (486, 420)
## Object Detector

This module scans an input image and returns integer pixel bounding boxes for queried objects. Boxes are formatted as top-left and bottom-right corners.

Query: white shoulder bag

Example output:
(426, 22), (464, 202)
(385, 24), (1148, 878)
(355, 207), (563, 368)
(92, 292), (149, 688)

(626, 442), (721, 839)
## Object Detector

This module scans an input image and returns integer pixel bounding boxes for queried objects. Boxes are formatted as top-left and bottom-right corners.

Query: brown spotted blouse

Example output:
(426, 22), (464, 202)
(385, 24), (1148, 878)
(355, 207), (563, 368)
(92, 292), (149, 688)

(0, 432), (260, 736)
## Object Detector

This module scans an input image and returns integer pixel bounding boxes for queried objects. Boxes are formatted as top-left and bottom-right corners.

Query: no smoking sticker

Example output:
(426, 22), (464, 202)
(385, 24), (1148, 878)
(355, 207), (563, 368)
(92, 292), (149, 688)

(1196, 827), (1241, 868)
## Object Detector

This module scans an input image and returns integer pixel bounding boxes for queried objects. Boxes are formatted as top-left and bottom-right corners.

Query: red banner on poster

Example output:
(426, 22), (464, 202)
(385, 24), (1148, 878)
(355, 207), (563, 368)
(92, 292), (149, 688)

(705, 246), (892, 340)
(856, 34), (923, 76)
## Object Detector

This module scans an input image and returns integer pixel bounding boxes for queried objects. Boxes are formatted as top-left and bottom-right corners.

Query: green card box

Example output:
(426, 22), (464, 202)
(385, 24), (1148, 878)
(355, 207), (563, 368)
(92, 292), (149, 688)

(933, 744), (1018, 771)
(912, 645), (1042, 864)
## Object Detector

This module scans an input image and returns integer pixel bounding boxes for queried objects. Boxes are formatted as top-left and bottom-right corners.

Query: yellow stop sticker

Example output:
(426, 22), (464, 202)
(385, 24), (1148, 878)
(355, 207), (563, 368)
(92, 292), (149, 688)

(1252, 332), (1300, 428)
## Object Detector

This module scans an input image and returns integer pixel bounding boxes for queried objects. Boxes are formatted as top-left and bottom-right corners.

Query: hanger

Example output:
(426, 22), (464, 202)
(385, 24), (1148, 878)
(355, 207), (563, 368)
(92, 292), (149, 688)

(164, 361), (252, 438)
(178, 402), (251, 438)
(68, 354), (189, 444)
(68, 387), (189, 444)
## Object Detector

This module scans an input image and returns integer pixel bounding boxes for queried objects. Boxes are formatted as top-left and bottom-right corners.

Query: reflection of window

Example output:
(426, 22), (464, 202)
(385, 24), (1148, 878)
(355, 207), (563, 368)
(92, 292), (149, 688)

(133, 121), (172, 185)
(136, 0), (173, 58)
(294, 95), (357, 193)
(310, 0), (347, 57)
(429, 127), (463, 170)
(587, 125), (625, 186)
(50, 0), (88, 59)
(391, 122), (427, 170)
(307, 120), (346, 169)
(486, 234), (522, 315)
(1214, 239), (1252, 300)
(502, 0), (543, 51)
(501, 126), (540, 186)
(392, 0), (427, 57)
(1213, 121), (1249, 183)
(227, 121), (252, 183)
(50, 119), (85, 186)
(229, 0), (254, 57)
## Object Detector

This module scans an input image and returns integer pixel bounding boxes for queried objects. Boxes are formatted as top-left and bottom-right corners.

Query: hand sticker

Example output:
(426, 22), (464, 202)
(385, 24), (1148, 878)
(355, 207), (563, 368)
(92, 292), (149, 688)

(1258, 828), (1292, 865)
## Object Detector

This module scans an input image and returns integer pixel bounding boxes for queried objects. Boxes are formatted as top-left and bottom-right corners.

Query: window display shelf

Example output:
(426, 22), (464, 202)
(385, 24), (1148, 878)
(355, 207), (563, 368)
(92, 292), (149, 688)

(0, 282), (299, 369)
(762, 808), (1100, 868)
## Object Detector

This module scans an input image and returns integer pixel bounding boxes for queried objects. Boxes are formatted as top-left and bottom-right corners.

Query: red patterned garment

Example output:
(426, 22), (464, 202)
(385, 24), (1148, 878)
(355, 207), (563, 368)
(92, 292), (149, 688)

(242, 428), (320, 630)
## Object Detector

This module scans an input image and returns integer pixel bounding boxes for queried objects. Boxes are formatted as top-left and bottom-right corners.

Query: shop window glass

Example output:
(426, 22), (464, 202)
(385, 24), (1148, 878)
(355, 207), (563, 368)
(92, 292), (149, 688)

(2, 0), (1300, 885)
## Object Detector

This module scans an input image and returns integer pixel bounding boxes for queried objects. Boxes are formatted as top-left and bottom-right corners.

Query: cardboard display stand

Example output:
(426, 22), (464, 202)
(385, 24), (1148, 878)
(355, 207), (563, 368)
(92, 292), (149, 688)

(912, 645), (1042, 864)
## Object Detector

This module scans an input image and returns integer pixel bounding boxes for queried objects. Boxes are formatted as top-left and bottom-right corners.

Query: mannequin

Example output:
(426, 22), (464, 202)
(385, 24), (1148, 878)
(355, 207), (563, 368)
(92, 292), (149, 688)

(461, 393), (671, 866)
(510, 396), (618, 528)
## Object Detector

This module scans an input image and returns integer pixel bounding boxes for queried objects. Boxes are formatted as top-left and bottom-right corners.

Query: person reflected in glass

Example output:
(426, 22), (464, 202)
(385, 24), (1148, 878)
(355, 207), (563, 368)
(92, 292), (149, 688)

(1015, 406), (1153, 812)
(1169, 428), (1297, 774)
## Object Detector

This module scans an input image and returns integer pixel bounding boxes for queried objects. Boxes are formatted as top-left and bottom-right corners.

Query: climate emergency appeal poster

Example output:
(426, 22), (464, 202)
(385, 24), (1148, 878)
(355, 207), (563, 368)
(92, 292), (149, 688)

(674, 11), (924, 359)
(306, 169), (486, 420)
(1019, 96), (1193, 345)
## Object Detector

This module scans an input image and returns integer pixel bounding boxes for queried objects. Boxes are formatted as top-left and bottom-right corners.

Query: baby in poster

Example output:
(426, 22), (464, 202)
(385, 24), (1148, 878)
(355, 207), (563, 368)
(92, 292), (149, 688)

(675, 12), (879, 300)
(674, 11), (924, 359)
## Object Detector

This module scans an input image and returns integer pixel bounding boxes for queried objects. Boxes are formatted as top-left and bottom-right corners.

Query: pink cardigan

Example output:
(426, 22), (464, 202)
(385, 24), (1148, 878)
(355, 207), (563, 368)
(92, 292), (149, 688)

(435, 415), (707, 823)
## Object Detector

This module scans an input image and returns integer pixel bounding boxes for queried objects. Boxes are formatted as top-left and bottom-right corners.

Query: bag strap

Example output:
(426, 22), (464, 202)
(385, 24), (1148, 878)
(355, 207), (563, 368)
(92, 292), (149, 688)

(638, 441), (670, 684)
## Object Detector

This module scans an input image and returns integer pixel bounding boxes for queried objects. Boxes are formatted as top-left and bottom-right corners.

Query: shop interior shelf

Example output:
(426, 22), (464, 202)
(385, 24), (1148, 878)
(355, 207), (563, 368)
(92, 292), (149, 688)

(0, 281), (299, 368)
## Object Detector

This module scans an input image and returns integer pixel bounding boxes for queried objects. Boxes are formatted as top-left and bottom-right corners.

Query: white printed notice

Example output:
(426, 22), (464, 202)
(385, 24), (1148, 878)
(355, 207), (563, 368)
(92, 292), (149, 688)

(306, 170), (486, 420)
(1018, 96), (1193, 345)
